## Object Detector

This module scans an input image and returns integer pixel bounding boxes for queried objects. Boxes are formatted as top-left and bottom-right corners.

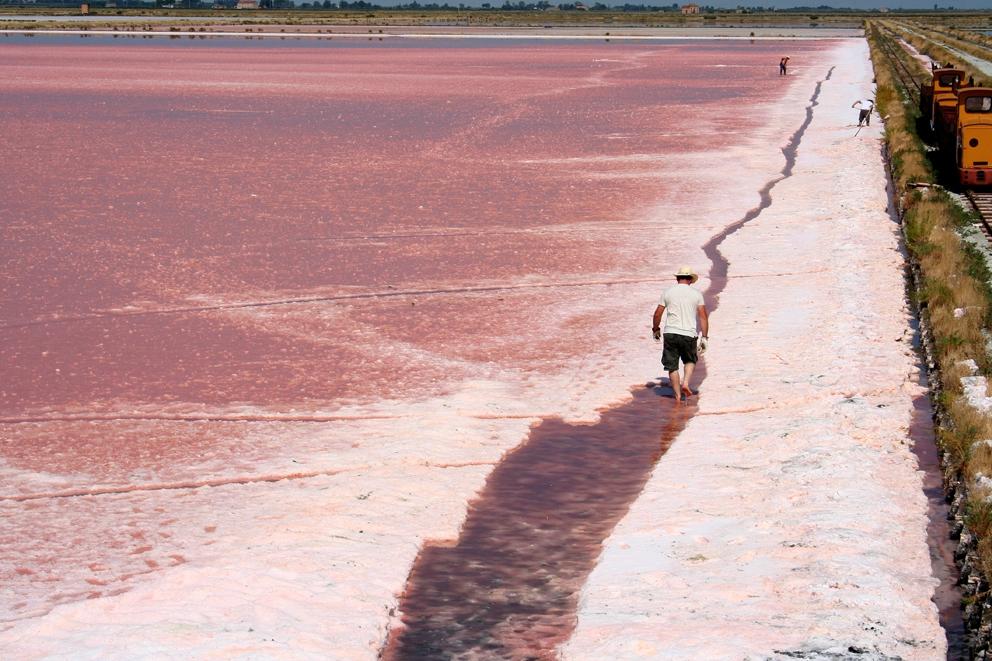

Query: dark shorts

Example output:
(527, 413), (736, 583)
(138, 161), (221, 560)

(859, 109), (871, 125)
(662, 333), (698, 372)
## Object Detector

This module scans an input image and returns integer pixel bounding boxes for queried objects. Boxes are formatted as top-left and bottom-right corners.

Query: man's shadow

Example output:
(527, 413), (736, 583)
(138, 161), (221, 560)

(644, 378), (696, 405)
(646, 378), (675, 399)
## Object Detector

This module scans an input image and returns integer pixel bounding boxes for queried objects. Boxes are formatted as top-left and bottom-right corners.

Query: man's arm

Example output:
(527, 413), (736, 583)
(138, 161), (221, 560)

(698, 305), (709, 338)
(652, 305), (665, 331)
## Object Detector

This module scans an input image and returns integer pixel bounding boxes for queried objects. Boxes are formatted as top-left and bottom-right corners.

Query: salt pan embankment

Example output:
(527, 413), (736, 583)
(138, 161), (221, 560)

(563, 40), (946, 659)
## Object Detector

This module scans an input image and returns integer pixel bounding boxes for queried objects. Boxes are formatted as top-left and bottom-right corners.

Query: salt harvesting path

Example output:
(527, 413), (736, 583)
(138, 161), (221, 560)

(385, 41), (954, 660)
(380, 65), (838, 659)
(0, 36), (950, 660)
(563, 42), (948, 659)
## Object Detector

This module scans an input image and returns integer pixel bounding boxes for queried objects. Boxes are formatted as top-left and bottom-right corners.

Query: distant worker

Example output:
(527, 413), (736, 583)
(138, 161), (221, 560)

(652, 267), (709, 406)
(852, 97), (875, 127)
(968, 75), (976, 87)
(779, 56), (790, 76)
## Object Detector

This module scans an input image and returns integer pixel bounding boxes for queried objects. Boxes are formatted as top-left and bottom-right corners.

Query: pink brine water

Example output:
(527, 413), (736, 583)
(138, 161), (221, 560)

(0, 35), (833, 628)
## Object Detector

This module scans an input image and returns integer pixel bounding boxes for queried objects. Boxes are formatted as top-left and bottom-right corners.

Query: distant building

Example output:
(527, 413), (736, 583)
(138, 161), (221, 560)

(574, 1), (588, 8)
(681, 3), (699, 14)
(80, 2), (89, 13)
(236, 0), (259, 7)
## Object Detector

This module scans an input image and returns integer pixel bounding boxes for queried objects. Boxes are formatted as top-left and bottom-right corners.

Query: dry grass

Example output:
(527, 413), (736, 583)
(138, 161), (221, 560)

(867, 24), (934, 214)
(906, 200), (990, 373)
(869, 56), (931, 189)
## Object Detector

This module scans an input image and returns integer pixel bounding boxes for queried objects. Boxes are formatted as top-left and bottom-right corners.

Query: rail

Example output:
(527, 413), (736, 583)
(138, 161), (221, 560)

(872, 23), (924, 106)
(966, 191), (992, 242)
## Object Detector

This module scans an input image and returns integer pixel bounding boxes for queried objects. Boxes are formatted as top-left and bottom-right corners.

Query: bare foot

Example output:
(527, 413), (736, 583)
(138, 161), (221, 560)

(681, 386), (693, 399)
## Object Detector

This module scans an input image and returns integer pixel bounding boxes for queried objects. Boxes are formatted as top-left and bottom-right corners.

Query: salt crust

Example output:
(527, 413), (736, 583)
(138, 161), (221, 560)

(962, 374), (992, 414)
(562, 41), (946, 659)
(959, 359), (992, 416)
(901, 38), (936, 70)
(0, 40), (918, 660)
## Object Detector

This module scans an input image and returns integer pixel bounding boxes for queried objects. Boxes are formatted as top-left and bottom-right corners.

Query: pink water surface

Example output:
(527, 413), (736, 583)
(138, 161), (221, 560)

(0, 37), (827, 411)
(0, 35), (836, 627)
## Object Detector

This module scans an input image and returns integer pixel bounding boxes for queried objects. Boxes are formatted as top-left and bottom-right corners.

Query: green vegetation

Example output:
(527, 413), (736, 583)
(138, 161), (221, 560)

(868, 22), (992, 581)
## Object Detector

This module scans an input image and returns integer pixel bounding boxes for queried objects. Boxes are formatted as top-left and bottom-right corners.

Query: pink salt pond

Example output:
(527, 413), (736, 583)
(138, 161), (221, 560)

(1, 34), (839, 651)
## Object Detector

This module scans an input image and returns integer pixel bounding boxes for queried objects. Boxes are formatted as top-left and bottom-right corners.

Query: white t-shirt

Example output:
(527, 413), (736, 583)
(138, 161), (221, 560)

(855, 99), (874, 111)
(660, 284), (705, 337)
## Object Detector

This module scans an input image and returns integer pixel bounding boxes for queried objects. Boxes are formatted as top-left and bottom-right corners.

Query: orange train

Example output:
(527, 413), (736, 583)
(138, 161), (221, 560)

(921, 67), (992, 186)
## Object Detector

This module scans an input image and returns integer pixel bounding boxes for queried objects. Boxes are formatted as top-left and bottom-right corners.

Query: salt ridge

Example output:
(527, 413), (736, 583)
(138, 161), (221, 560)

(562, 39), (945, 659)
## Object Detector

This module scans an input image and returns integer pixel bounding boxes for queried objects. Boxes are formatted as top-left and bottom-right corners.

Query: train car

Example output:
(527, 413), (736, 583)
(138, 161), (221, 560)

(931, 68), (965, 140)
(920, 66), (962, 123)
(920, 86), (934, 122)
(957, 88), (992, 186)
(920, 70), (935, 122)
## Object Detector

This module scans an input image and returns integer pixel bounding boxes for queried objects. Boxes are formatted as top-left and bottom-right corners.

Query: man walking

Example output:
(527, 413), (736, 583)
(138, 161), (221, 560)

(779, 56), (790, 76)
(652, 267), (709, 406)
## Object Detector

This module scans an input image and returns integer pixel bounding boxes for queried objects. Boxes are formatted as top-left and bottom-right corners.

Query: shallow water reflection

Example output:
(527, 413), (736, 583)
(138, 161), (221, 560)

(383, 383), (690, 659)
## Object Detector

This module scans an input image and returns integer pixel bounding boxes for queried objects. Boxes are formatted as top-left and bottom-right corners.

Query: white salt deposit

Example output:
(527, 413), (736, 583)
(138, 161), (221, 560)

(563, 40), (946, 659)
(901, 38), (937, 70)
(958, 358), (992, 417)
(975, 473), (992, 496)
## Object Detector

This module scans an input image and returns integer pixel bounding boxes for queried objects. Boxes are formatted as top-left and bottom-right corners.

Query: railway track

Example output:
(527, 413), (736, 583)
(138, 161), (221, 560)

(874, 25), (924, 105)
(967, 190), (992, 242)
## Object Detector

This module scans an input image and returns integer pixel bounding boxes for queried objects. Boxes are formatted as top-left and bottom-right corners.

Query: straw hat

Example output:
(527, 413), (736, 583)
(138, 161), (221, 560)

(674, 266), (698, 283)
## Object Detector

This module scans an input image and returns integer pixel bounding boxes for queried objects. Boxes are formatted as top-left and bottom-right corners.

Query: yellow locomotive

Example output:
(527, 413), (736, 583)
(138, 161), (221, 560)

(957, 88), (992, 186)
(921, 66), (992, 186)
